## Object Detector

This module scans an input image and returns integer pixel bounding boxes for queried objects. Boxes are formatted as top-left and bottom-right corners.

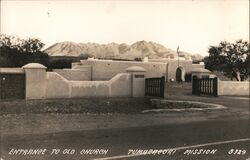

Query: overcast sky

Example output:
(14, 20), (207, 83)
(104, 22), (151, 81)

(1, 0), (249, 56)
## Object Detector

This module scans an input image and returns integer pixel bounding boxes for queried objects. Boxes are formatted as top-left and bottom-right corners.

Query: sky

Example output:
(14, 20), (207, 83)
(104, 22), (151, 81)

(0, 0), (249, 56)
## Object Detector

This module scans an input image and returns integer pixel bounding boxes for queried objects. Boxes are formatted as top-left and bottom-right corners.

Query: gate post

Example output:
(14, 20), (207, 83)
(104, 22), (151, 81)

(126, 66), (146, 97)
(160, 76), (165, 98)
(192, 76), (197, 95)
(23, 63), (47, 99)
(213, 77), (218, 97)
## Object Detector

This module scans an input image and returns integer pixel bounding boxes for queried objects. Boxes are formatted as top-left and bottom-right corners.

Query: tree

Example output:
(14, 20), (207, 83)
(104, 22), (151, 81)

(20, 38), (45, 53)
(0, 34), (49, 67)
(204, 40), (249, 81)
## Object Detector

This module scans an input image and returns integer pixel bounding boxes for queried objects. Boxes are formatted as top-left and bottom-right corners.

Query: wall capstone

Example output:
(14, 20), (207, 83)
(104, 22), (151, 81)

(126, 66), (147, 72)
(22, 63), (47, 69)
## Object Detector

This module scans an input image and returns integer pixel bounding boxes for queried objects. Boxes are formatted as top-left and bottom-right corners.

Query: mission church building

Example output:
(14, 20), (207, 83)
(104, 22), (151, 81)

(69, 57), (205, 82)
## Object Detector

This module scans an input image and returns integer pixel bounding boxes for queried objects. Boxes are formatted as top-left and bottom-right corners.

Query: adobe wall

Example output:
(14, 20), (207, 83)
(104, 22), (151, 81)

(45, 73), (110, 98)
(76, 60), (167, 81)
(24, 67), (133, 99)
(46, 72), (71, 98)
(149, 59), (204, 81)
(0, 68), (24, 74)
(109, 73), (132, 97)
(218, 80), (249, 96)
(70, 81), (110, 97)
(21, 63), (146, 99)
(53, 67), (91, 81)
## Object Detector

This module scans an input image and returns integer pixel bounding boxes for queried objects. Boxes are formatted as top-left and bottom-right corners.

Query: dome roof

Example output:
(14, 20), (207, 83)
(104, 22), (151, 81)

(22, 63), (47, 69)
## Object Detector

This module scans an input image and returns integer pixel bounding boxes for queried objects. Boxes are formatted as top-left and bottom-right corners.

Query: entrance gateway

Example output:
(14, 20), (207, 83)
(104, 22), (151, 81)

(176, 66), (185, 82)
(192, 77), (218, 97)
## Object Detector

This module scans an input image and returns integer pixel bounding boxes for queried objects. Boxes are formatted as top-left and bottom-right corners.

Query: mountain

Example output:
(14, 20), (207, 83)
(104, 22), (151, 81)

(44, 41), (203, 61)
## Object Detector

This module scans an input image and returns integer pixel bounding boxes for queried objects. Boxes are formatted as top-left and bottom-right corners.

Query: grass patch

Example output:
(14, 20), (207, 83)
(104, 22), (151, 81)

(150, 99), (226, 111)
(0, 98), (226, 115)
(0, 98), (154, 114)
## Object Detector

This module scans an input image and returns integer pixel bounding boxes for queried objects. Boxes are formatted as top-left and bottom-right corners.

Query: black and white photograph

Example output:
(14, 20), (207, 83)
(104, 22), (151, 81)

(0, 0), (249, 159)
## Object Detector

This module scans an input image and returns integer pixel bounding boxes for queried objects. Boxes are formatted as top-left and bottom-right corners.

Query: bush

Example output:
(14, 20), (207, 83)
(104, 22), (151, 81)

(48, 59), (74, 69)
(134, 57), (142, 61)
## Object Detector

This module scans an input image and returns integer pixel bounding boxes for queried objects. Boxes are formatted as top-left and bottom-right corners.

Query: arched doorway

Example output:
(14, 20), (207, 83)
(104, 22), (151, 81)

(176, 67), (185, 82)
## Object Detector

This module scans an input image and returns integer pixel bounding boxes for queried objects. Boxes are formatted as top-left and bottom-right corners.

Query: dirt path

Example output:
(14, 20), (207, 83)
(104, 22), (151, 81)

(1, 102), (248, 136)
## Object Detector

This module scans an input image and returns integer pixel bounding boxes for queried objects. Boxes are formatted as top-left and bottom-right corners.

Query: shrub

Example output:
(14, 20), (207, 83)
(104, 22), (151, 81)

(48, 59), (73, 69)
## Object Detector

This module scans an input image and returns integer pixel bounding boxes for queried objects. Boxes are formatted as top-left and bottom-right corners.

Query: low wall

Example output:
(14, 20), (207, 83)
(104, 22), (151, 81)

(46, 72), (71, 98)
(53, 67), (91, 81)
(0, 68), (24, 74)
(22, 63), (143, 99)
(70, 81), (110, 97)
(218, 80), (249, 96)
(109, 73), (132, 97)
(44, 72), (132, 99)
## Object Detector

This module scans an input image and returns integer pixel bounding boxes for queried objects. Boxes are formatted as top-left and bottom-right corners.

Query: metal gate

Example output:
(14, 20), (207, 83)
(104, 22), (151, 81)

(145, 76), (165, 98)
(192, 77), (218, 97)
(0, 73), (25, 99)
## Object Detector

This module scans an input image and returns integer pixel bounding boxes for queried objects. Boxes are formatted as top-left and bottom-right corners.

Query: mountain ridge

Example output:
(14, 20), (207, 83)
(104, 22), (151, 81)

(44, 41), (203, 61)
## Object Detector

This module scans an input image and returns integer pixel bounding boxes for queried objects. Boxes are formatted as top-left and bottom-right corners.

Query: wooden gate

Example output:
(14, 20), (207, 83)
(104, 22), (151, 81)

(192, 77), (218, 97)
(145, 76), (165, 98)
(0, 73), (25, 99)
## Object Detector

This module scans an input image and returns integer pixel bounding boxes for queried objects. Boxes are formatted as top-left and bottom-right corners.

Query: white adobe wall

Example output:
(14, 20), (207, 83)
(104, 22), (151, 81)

(109, 73), (132, 97)
(25, 69), (133, 99)
(76, 60), (167, 81)
(22, 63), (144, 99)
(70, 81), (110, 97)
(46, 73), (132, 99)
(53, 67), (91, 81)
(46, 72), (71, 98)
(45, 73), (133, 99)
(218, 80), (249, 96)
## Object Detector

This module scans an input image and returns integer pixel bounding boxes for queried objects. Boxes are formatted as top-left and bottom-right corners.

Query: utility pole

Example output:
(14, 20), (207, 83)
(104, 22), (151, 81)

(177, 46), (179, 67)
